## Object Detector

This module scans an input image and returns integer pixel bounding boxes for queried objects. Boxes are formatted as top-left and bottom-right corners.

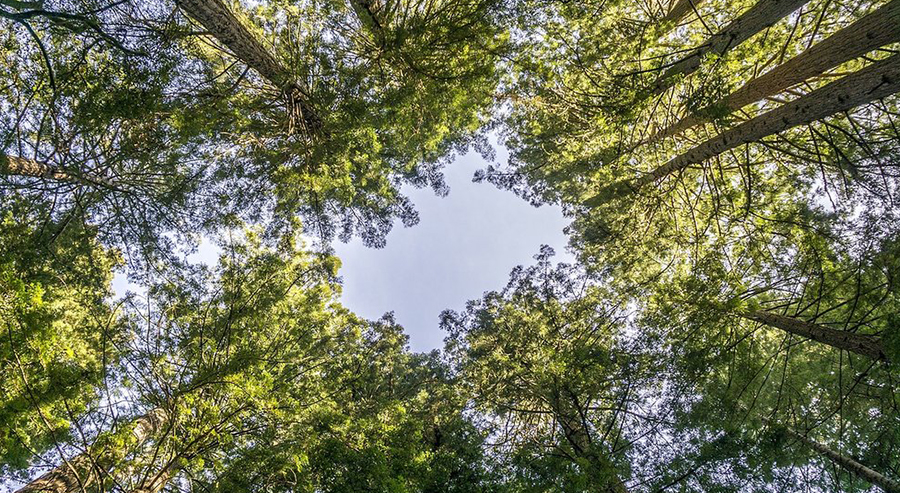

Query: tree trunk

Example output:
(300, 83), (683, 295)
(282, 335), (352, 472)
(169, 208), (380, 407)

(175, 0), (321, 133)
(349, 0), (384, 33)
(1, 153), (123, 190)
(175, 0), (292, 89)
(550, 392), (629, 493)
(784, 426), (900, 493)
(649, 0), (812, 96)
(650, 0), (900, 141)
(1, 154), (73, 181)
(627, 54), (900, 191)
(130, 460), (179, 493)
(743, 311), (888, 361)
(656, 0), (703, 37)
(16, 409), (168, 493)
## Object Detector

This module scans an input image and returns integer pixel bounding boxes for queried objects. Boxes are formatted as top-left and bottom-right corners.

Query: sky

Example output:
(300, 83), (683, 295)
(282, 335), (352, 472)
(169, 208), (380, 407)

(112, 144), (573, 353)
(333, 144), (573, 352)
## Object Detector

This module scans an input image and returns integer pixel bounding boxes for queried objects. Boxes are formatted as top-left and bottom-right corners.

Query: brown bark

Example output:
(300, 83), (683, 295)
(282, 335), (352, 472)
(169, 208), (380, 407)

(650, 0), (900, 141)
(550, 391), (629, 493)
(349, 0), (384, 33)
(130, 460), (179, 493)
(626, 54), (900, 192)
(784, 426), (900, 493)
(1, 154), (74, 181)
(16, 409), (168, 493)
(175, 0), (321, 132)
(1, 153), (123, 190)
(650, 0), (812, 96)
(743, 311), (888, 361)
(657, 0), (704, 37)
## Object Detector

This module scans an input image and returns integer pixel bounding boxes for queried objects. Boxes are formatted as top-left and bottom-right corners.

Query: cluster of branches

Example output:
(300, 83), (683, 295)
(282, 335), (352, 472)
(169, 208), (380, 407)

(467, 0), (900, 490)
(1, 0), (504, 490)
(2, 0), (900, 491)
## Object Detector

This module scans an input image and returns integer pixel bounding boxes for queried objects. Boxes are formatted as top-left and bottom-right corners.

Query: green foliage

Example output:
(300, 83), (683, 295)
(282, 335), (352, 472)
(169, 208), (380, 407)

(174, 0), (507, 247)
(4, 0), (900, 491)
(55, 231), (500, 492)
(444, 247), (667, 492)
(0, 5), (208, 267)
(0, 203), (121, 472)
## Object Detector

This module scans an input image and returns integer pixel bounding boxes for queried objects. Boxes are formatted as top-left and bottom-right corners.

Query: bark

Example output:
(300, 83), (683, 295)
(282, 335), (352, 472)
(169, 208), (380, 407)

(784, 426), (900, 493)
(175, 0), (321, 132)
(656, 0), (703, 37)
(1, 154), (73, 181)
(550, 391), (629, 493)
(130, 460), (179, 493)
(1, 153), (123, 190)
(650, 0), (812, 96)
(650, 0), (900, 141)
(743, 311), (888, 361)
(349, 0), (384, 33)
(627, 54), (900, 191)
(16, 408), (168, 493)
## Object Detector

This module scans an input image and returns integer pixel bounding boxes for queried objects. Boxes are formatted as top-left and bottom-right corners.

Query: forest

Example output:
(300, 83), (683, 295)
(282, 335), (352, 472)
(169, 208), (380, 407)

(1, 0), (899, 491)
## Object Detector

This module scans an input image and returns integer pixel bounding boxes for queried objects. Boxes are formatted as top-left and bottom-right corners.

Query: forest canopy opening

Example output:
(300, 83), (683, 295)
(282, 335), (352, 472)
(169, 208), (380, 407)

(2, 0), (899, 491)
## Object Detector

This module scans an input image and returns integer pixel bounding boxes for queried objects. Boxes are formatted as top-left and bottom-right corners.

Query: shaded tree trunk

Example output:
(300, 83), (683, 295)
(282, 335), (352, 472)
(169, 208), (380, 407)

(1, 153), (123, 190)
(613, 54), (900, 194)
(743, 311), (888, 361)
(175, 0), (321, 133)
(16, 409), (168, 493)
(656, 0), (703, 37)
(649, 0), (812, 96)
(130, 460), (179, 493)
(550, 391), (629, 493)
(650, 0), (900, 141)
(349, 0), (384, 33)
(784, 426), (900, 493)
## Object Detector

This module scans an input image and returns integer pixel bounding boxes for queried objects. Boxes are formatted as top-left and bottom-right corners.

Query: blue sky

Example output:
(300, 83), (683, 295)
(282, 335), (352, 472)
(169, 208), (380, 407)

(333, 144), (573, 352)
(112, 144), (572, 353)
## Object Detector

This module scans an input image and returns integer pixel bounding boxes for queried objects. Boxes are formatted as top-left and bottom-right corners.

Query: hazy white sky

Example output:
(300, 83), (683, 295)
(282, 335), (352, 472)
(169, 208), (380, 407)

(334, 144), (573, 352)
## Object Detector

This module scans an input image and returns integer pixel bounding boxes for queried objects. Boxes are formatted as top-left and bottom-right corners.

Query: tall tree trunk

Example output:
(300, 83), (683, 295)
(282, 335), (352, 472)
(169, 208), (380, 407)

(742, 311), (888, 361)
(1, 153), (123, 190)
(16, 409), (168, 493)
(649, 0), (900, 141)
(656, 0), (703, 37)
(349, 0), (384, 33)
(783, 426), (900, 493)
(130, 460), (179, 493)
(175, 0), (321, 133)
(649, 0), (812, 96)
(1, 154), (73, 181)
(588, 54), (900, 201)
(550, 391), (629, 493)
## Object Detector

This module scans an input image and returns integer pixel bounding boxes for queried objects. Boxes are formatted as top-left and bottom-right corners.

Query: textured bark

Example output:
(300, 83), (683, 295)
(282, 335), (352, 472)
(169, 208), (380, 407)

(650, 0), (900, 141)
(634, 54), (900, 189)
(1, 153), (123, 190)
(784, 426), (900, 493)
(743, 311), (888, 361)
(16, 409), (168, 493)
(176, 0), (293, 88)
(650, 0), (812, 96)
(175, 0), (321, 132)
(1, 154), (73, 181)
(130, 461), (179, 493)
(350, 0), (384, 33)
(550, 392), (629, 493)
(657, 0), (704, 37)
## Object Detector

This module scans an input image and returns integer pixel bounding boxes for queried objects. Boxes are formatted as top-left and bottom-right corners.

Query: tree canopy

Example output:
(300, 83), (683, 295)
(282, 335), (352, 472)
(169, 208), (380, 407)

(2, 0), (900, 491)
